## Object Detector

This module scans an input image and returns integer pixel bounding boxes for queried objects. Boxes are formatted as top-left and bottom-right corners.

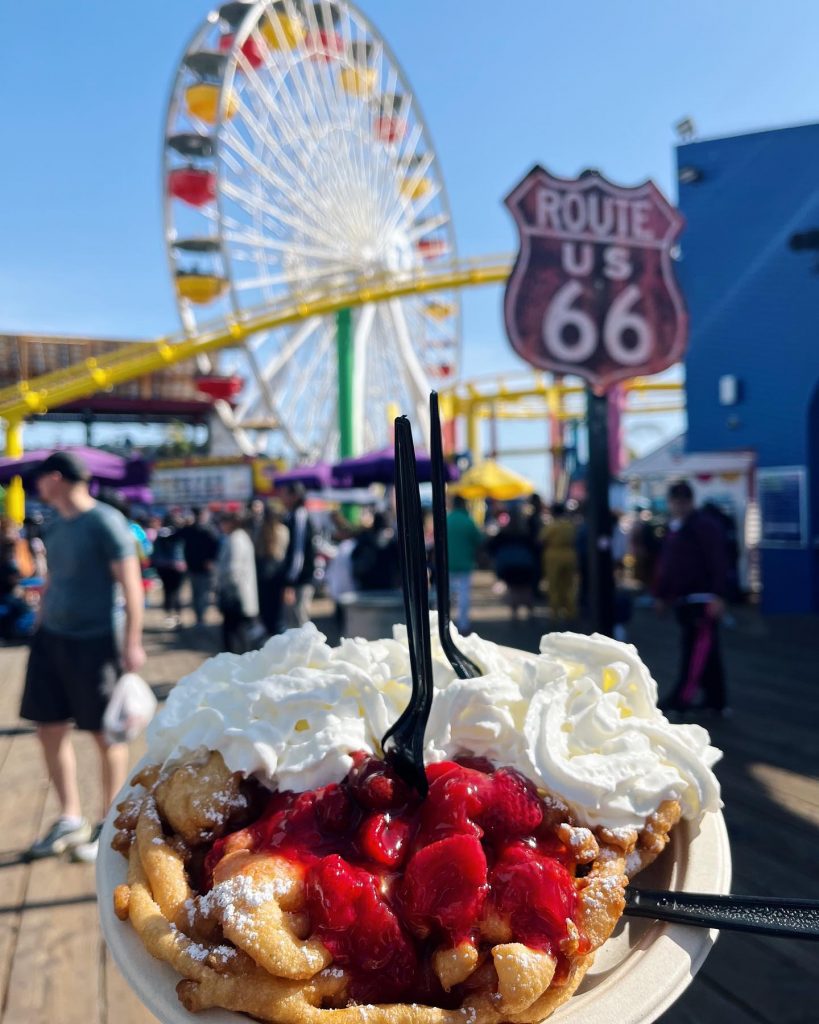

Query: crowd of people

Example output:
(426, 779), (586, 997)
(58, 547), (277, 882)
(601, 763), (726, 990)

(3, 466), (741, 673)
(4, 447), (740, 866)
(96, 485), (319, 654)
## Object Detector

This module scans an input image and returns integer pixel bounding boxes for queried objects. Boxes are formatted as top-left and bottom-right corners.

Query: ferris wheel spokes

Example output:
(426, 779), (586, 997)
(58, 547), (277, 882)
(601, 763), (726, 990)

(386, 298), (431, 445)
(237, 315), (323, 421)
(351, 302), (376, 453)
(219, 118), (335, 233)
(287, 324), (338, 453)
(220, 176), (343, 255)
(407, 214), (450, 243)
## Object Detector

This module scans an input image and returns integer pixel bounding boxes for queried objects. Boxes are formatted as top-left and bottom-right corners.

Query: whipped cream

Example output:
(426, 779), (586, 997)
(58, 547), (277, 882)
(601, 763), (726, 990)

(146, 621), (721, 830)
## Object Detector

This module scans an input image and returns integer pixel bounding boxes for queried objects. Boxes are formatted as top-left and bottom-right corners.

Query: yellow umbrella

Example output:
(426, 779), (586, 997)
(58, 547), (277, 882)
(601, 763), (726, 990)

(450, 460), (535, 501)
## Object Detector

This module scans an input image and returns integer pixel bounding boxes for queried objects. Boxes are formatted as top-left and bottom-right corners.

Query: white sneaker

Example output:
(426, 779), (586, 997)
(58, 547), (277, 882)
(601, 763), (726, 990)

(71, 822), (103, 863)
(27, 817), (92, 860)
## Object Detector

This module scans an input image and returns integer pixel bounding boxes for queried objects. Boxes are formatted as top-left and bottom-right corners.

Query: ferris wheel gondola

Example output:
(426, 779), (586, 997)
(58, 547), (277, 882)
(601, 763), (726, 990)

(163, 0), (461, 460)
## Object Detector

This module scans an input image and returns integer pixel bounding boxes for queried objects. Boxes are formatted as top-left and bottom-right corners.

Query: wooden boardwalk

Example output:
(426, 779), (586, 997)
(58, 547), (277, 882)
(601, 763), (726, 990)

(0, 581), (816, 1024)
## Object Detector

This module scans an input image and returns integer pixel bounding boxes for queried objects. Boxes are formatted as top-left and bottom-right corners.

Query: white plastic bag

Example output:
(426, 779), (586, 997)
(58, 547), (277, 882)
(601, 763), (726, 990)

(103, 673), (157, 744)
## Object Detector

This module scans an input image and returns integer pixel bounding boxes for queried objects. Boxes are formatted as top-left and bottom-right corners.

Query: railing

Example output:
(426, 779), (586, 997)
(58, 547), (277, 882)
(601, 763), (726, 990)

(0, 335), (203, 402)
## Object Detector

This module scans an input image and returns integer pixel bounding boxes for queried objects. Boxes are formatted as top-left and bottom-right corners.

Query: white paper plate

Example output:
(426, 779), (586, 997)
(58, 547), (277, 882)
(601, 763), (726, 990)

(98, 784), (730, 1024)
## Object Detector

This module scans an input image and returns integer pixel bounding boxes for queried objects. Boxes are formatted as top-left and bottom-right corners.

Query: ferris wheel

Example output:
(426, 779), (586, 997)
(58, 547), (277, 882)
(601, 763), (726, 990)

(163, 0), (460, 460)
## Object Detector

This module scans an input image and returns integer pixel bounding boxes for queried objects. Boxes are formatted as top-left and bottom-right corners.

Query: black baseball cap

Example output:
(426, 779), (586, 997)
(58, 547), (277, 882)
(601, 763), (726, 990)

(27, 450), (91, 484)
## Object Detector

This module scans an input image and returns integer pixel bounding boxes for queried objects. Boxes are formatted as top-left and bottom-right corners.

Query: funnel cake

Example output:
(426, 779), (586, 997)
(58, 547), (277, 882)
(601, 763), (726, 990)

(106, 623), (720, 1022)
(112, 750), (682, 1023)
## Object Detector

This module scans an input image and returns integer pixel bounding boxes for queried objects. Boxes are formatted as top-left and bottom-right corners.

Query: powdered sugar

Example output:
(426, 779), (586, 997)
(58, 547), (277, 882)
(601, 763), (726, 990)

(167, 922), (238, 964)
(566, 827), (594, 850)
(198, 872), (292, 945)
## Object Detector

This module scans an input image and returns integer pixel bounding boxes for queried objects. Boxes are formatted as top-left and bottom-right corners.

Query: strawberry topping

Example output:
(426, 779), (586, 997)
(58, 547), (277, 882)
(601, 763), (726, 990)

(206, 756), (583, 1004)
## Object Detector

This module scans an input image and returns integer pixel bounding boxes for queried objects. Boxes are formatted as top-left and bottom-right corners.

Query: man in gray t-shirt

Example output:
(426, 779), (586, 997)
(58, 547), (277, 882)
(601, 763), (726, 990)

(41, 502), (134, 636)
(19, 451), (146, 864)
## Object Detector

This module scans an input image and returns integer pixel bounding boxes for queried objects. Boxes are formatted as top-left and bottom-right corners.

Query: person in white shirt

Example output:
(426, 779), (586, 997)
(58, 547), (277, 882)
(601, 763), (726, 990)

(217, 512), (259, 653)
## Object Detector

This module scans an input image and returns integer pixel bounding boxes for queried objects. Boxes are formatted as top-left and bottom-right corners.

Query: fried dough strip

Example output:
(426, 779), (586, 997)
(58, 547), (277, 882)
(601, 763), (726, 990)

(433, 942), (480, 991)
(125, 844), (257, 976)
(135, 796), (193, 933)
(626, 799), (682, 877)
(130, 764), (162, 790)
(575, 845), (628, 949)
(210, 851), (332, 980)
(126, 844), (212, 982)
(178, 970), (485, 1024)
(155, 750), (244, 845)
(116, 761), (669, 1024)
(505, 953), (595, 1023)
(491, 943), (556, 1015)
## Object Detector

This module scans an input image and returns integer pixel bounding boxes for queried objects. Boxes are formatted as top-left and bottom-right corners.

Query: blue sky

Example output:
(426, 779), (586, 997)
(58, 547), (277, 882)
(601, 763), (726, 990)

(3, 0), (819, 482)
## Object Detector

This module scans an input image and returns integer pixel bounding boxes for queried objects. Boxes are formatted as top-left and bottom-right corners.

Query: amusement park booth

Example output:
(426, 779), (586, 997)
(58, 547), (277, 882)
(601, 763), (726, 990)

(676, 121), (819, 613)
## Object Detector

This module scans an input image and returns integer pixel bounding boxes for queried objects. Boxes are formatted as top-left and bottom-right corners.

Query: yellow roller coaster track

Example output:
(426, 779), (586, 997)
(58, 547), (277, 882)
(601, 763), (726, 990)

(0, 255), (512, 423)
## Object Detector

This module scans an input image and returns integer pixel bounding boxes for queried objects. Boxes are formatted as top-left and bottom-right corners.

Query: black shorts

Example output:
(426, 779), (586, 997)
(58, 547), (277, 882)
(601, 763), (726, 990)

(20, 629), (121, 732)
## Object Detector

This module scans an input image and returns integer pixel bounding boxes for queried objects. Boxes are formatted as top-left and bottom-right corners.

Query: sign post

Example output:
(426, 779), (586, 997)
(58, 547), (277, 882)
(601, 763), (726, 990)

(586, 388), (615, 635)
(504, 166), (687, 634)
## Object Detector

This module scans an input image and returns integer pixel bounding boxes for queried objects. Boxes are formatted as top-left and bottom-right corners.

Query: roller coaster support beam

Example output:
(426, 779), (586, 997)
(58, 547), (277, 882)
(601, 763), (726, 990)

(4, 420), (25, 525)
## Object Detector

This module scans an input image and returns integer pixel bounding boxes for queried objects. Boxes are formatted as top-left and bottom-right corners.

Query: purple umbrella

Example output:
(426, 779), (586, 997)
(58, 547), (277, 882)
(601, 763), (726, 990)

(331, 447), (458, 486)
(0, 446), (128, 487)
(273, 462), (336, 490)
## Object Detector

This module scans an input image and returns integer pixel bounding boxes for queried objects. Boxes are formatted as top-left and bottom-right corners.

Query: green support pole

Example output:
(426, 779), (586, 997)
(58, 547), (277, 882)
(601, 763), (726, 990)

(336, 308), (354, 458)
(336, 308), (356, 522)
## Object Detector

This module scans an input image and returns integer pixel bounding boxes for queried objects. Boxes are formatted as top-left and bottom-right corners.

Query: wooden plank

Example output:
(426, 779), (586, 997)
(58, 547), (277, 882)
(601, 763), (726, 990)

(720, 798), (819, 885)
(692, 931), (815, 1024)
(721, 776), (819, 846)
(3, 732), (102, 1024)
(747, 762), (819, 820)
(0, 733), (50, 1009)
(101, 738), (155, 1024)
(0, 647), (27, 717)
(659, 973), (768, 1024)
(103, 948), (159, 1024)
(0, 647), (30, 780)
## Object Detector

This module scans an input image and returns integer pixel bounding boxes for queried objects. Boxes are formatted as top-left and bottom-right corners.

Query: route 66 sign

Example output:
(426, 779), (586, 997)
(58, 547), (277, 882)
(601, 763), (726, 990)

(504, 166), (687, 394)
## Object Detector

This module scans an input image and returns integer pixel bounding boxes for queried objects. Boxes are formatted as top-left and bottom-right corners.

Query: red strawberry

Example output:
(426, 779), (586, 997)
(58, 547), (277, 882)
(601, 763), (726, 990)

(315, 784), (358, 834)
(489, 841), (576, 952)
(347, 756), (411, 810)
(399, 834), (488, 943)
(358, 813), (411, 867)
(418, 763), (489, 843)
(479, 767), (543, 839)
(306, 855), (417, 996)
(306, 854), (360, 931)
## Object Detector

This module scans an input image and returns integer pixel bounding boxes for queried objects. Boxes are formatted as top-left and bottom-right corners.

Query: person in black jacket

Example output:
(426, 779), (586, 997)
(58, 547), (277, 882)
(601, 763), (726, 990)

(152, 513), (187, 629)
(351, 512), (400, 592)
(180, 507), (220, 626)
(654, 480), (729, 715)
(279, 483), (316, 628)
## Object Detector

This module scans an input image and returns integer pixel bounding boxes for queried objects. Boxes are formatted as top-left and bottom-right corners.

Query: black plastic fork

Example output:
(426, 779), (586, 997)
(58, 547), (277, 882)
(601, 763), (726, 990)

(381, 416), (434, 797)
(429, 391), (482, 679)
(624, 887), (819, 940)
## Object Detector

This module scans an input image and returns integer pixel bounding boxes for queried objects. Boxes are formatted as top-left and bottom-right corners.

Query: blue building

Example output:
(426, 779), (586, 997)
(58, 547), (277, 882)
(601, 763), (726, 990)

(676, 122), (819, 614)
